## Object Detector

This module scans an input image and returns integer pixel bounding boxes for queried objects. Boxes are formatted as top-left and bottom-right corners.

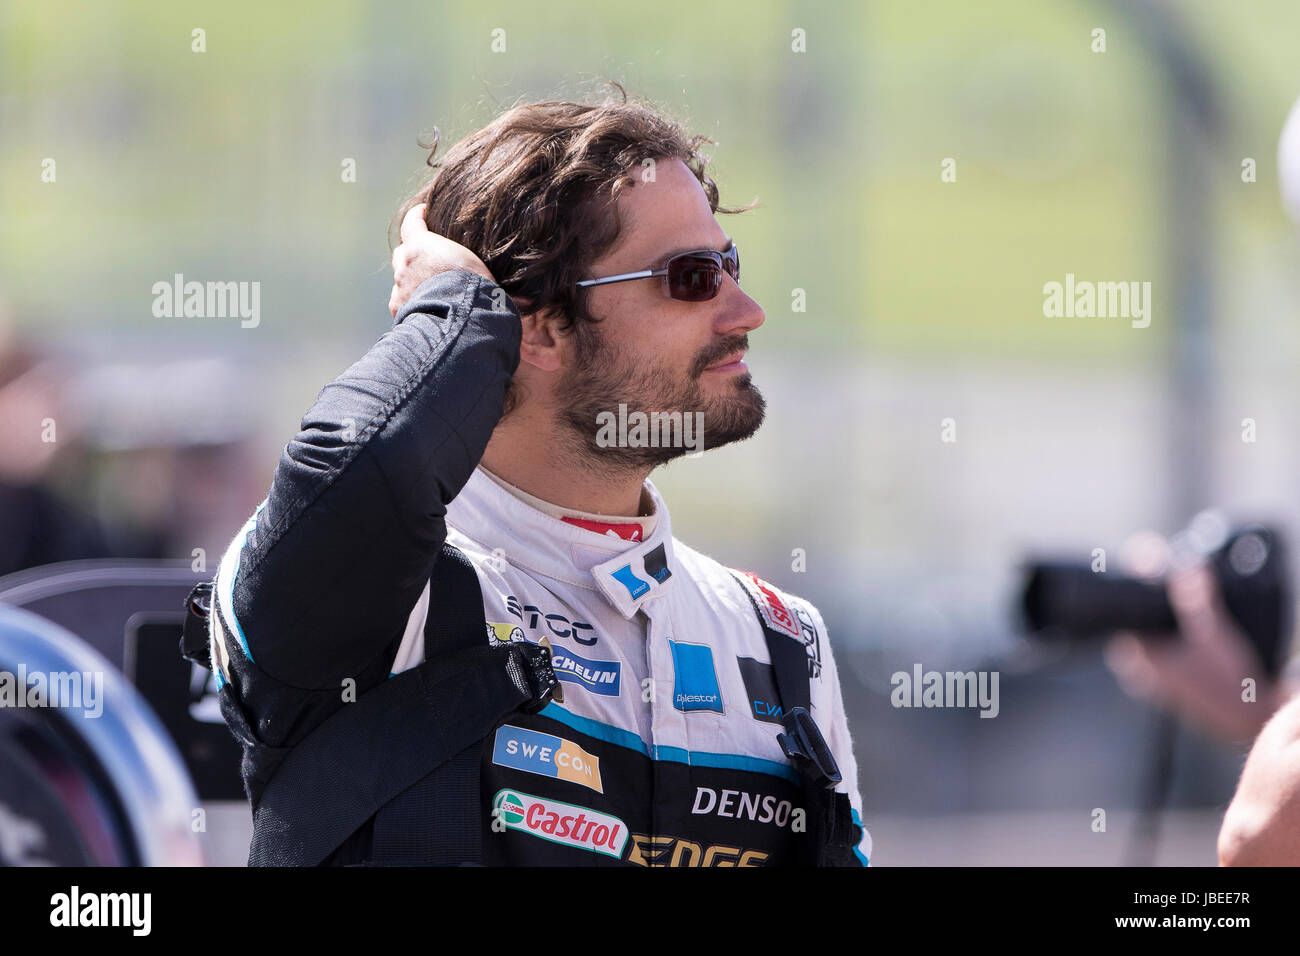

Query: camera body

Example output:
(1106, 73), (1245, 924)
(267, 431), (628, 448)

(1021, 523), (1291, 677)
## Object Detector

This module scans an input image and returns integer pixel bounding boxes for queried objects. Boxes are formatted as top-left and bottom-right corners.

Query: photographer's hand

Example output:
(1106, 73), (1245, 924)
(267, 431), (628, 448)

(389, 204), (495, 317)
(1105, 564), (1289, 744)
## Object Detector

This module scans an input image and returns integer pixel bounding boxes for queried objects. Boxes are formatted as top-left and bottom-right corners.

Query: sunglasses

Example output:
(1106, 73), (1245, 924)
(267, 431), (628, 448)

(575, 242), (740, 302)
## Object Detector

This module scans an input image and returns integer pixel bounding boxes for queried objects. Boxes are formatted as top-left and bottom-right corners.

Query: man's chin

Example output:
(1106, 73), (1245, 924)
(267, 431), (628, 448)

(558, 367), (767, 471)
(699, 375), (766, 451)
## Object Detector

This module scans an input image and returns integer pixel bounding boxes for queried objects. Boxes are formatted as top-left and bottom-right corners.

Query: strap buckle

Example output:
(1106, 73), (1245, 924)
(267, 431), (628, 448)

(514, 636), (563, 712)
(180, 581), (215, 669)
(777, 707), (842, 789)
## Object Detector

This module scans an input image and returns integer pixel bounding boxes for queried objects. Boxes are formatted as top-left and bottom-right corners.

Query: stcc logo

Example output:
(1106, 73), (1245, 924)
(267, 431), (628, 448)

(506, 595), (597, 645)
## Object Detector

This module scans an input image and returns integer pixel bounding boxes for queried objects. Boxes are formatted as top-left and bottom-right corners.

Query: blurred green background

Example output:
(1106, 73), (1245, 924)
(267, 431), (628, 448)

(5, 0), (1300, 864)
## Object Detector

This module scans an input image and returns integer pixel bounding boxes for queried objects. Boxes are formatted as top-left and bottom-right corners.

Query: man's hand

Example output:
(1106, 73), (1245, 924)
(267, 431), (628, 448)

(1104, 563), (1289, 744)
(389, 204), (495, 317)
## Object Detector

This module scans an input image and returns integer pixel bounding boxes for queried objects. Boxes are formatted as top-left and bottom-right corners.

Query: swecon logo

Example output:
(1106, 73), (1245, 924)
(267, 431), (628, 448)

(492, 725), (604, 792)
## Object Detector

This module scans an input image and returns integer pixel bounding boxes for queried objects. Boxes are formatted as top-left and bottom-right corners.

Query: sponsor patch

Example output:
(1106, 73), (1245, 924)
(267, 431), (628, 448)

(487, 621), (526, 646)
(794, 605), (823, 680)
(492, 725), (603, 793)
(492, 789), (627, 858)
(691, 787), (803, 830)
(561, 516), (643, 541)
(737, 656), (784, 725)
(669, 640), (723, 713)
(551, 647), (621, 696)
(505, 596), (597, 645)
(626, 833), (769, 867)
(642, 542), (672, 583)
(734, 571), (802, 640)
(611, 563), (650, 600)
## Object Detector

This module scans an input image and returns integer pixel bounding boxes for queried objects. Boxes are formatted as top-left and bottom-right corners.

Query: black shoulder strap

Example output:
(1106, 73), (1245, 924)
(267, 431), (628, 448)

(727, 571), (813, 723)
(366, 545), (504, 864)
(249, 544), (556, 866)
(764, 613), (814, 715)
(728, 570), (865, 867)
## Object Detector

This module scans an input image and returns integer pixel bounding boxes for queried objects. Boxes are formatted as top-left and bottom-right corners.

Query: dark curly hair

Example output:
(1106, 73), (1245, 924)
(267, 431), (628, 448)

(393, 82), (756, 337)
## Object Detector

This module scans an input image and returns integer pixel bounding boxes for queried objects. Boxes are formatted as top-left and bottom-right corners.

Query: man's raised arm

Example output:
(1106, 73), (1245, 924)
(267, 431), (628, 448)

(212, 213), (517, 706)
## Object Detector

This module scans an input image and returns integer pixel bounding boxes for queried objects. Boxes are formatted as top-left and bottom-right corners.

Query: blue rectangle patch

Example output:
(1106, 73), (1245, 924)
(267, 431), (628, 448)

(670, 640), (724, 713)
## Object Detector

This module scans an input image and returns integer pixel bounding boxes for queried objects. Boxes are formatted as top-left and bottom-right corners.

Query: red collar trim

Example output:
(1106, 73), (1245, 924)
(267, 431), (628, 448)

(560, 516), (645, 542)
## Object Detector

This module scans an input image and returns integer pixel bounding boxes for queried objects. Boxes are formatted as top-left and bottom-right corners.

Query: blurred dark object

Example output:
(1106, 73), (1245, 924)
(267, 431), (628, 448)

(4, 328), (264, 578)
(0, 338), (137, 577)
(0, 559), (243, 800)
(0, 482), (116, 577)
(1021, 522), (1291, 677)
(0, 603), (205, 865)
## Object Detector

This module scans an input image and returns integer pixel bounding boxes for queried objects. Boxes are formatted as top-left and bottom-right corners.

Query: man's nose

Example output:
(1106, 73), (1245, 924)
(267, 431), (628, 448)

(715, 279), (765, 336)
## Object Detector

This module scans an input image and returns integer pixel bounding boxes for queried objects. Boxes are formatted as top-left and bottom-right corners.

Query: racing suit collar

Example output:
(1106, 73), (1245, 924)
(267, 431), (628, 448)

(447, 467), (676, 619)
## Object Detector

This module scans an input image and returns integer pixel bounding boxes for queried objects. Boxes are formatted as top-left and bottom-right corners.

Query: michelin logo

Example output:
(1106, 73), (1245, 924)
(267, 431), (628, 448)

(487, 621), (527, 646)
(551, 648), (621, 696)
(488, 623), (619, 696)
(492, 725), (604, 793)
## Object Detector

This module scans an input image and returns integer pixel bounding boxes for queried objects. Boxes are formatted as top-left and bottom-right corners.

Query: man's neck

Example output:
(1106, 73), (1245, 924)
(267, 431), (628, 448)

(480, 415), (652, 518)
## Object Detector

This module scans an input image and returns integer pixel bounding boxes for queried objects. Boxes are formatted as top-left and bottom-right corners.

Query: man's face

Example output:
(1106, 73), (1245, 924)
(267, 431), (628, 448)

(556, 158), (768, 471)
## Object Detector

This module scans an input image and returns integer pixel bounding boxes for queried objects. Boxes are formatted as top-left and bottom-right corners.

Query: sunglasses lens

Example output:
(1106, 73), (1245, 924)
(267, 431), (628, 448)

(668, 255), (723, 301)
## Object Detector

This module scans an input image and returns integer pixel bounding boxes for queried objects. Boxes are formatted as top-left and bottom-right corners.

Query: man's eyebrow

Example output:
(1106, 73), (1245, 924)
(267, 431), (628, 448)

(651, 237), (734, 266)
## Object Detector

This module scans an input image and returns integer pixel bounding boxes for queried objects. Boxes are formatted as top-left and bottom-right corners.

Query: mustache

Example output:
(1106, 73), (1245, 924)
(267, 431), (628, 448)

(691, 334), (750, 377)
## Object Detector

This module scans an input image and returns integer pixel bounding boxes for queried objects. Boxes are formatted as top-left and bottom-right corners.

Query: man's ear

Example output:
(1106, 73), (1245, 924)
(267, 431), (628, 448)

(518, 305), (566, 373)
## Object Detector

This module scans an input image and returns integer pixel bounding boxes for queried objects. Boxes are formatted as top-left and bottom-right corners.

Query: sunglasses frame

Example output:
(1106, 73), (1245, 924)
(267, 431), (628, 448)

(575, 242), (740, 301)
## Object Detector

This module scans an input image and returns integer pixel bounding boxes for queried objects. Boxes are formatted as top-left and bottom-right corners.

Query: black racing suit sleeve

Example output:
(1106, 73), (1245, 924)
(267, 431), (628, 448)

(211, 269), (519, 804)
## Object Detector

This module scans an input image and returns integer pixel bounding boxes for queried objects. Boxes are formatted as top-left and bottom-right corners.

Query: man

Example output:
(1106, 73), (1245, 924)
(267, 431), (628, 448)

(206, 90), (871, 866)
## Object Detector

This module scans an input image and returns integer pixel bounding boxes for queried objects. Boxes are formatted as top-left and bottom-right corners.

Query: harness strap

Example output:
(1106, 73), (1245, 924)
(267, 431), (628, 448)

(247, 544), (555, 866)
(369, 544), (510, 865)
(728, 571), (864, 866)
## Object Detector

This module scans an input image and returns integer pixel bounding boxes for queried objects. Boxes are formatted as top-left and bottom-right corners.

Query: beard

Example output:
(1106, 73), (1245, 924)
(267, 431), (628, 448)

(556, 325), (766, 475)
